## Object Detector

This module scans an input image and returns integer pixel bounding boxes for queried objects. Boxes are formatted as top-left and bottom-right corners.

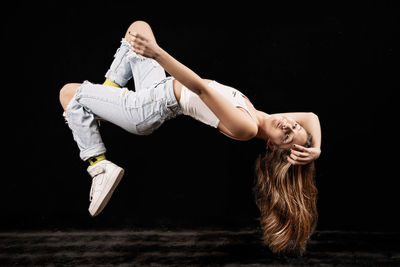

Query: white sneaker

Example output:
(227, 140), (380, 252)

(87, 160), (124, 216)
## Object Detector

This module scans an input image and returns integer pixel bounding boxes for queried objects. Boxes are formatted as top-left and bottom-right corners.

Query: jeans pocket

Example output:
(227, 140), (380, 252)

(136, 111), (164, 135)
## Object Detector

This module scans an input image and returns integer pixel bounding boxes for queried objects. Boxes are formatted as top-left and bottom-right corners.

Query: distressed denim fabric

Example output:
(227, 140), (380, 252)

(105, 38), (167, 90)
(64, 39), (182, 161)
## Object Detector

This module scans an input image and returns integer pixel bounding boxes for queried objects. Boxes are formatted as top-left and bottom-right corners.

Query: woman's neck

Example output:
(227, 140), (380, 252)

(255, 111), (271, 141)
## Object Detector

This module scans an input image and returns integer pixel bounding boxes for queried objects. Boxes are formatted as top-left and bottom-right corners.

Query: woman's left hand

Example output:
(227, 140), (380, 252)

(287, 145), (321, 165)
(127, 31), (160, 59)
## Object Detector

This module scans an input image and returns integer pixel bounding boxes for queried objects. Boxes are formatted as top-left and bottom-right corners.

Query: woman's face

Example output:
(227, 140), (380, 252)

(267, 115), (308, 149)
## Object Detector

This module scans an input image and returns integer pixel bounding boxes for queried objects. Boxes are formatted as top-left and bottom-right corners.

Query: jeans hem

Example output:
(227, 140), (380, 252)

(80, 143), (107, 161)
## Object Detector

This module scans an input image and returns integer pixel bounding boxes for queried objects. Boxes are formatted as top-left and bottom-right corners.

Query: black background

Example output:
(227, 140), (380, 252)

(1, 1), (398, 232)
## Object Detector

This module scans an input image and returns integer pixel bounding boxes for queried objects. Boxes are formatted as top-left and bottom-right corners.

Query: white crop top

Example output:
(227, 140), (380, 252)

(179, 81), (254, 136)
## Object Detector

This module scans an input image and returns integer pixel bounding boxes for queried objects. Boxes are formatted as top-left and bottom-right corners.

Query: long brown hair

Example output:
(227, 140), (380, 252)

(253, 133), (318, 254)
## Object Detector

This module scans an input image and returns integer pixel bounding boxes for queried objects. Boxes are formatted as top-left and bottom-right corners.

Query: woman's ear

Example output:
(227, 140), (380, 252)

(267, 139), (275, 151)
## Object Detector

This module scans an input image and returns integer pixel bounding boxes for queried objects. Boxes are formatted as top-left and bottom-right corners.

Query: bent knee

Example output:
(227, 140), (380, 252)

(59, 83), (81, 111)
(130, 20), (151, 28)
(125, 20), (155, 40)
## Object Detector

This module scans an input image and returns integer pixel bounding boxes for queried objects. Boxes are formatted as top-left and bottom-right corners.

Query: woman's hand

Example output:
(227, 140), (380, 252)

(127, 31), (161, 59)
(287, 144), (321, 165)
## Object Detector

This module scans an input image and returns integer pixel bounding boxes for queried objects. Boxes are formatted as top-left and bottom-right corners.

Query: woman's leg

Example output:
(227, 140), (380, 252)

(125, 20), (157, 44)
(60, 83), (81, 111)
(60, 83), (107, 161)
(122, 21), (182, 102)
(105, 21), (167, 91)
(60, 82), (126, 217)
(104, 38), (132, 87)
(59, 21), (183, 215)
(127, 21), (167, 92)
(103, 21), (156, 87)
(60, 21), (178, 159)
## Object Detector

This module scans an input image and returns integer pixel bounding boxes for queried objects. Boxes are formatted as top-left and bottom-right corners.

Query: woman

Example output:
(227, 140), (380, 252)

(60, 21), (321, 254)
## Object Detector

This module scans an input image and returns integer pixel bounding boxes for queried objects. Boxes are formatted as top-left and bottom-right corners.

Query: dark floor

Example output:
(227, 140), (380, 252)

(1, 229), (399, 266)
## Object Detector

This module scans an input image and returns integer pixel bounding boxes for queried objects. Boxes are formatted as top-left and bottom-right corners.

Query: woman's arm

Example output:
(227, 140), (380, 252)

(128, 31), (258, 140)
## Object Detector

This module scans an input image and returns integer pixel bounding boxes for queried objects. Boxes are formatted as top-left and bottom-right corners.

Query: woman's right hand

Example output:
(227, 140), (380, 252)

(127, 31), (161, 59)
(288, 145), (321, 165)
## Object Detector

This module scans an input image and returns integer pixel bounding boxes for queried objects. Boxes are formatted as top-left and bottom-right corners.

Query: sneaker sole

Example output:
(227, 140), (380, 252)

(89, 167), (124, 217)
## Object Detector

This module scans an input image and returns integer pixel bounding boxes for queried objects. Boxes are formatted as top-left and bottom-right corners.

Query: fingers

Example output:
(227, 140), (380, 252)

(128, 31), (143, 40)
(128, 31), (147, 43)
(290, 148), (308, 158)
(127, 31), (145, 54)
(128, 31), (138, 37)
(292, 144), (310, 153)
(287, 145), (312, 165)
(127, 31), (139, 44)
(289, 154), (309, 164)
(287, 156), (307, 165)
(287, 156), (302, 165)
(287, 155), (309, 165)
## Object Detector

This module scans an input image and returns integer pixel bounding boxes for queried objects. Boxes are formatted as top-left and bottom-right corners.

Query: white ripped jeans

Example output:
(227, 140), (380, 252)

(64, 39), (182, 161)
